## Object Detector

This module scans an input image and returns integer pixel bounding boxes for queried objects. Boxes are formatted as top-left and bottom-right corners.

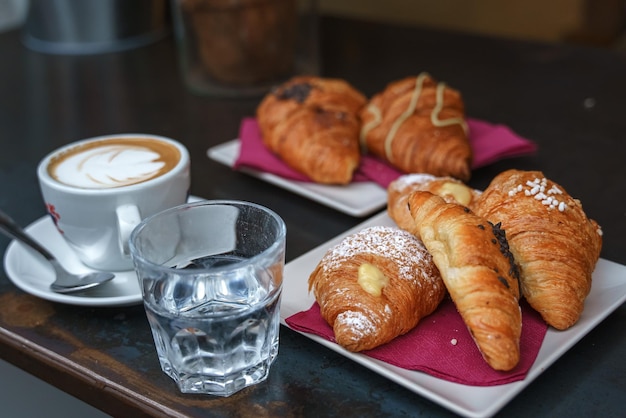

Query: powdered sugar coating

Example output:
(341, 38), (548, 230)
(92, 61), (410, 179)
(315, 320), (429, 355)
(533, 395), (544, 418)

(336, 311), (376, 337)
(312, 225), (444, 350)
(388, 173), (482, 208)
(321, 226), (436, 286)
(389, 173), (437, 193)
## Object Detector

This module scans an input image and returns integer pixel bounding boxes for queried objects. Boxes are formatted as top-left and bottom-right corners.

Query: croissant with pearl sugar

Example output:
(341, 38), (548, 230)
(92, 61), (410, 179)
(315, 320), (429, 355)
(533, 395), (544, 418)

(472, 169), (603, 330)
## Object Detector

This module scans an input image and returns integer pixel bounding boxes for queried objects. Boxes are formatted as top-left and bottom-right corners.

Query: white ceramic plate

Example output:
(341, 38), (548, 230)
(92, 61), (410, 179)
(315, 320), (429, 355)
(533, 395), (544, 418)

(4, 215), (142, 307)
(3, 196), (205, 307)
(207, 139), (387, 217)
(280, 211), (626, 418)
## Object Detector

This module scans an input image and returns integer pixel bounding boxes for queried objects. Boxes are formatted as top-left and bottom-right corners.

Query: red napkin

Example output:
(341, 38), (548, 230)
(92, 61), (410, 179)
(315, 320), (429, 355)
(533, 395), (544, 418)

(234, 117), (537, 188)
(286, 298), (548, 386)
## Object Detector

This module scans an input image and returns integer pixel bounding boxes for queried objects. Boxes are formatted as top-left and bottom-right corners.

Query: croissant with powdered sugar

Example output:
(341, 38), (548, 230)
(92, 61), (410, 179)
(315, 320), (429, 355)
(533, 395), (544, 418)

(387, 173), (482, 235)
(308, 226), (445, 352)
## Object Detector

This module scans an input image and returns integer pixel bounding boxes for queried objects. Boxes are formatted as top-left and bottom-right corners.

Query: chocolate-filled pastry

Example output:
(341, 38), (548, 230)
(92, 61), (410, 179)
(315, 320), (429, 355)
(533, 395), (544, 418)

(387, 173), (482, 235)
(360, 73), (472, 181)
(408, 191), (522, 371)
(308, 226), (445, 352)
(472, 169), (603, 330)
(257, 76), (367, 184)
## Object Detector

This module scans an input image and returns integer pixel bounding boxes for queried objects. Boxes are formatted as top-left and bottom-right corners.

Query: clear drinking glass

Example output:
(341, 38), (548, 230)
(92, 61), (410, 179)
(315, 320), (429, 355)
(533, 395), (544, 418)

(129, 200), (286, 396)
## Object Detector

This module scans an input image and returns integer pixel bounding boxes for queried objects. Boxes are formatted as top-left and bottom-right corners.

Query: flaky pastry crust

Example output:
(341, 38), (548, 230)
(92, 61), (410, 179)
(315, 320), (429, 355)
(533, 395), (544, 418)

(257, 76), (367, 184)
(360, 73), (472, 181)
(387, 173), (482, 235)
(308, 226), (445, 352)
(408, 191), (522, 371)
(472, 169), (603, 330)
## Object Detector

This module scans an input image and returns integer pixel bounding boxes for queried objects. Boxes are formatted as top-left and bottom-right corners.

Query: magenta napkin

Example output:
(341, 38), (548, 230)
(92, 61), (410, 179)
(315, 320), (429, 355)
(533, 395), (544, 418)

(285, 298), (548, 386)
(234, 117), (537, 188)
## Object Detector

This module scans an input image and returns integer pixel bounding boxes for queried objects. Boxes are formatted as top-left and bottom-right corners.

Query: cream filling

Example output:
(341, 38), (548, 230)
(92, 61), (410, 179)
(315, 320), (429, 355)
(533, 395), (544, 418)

(357, 263), (388, 297)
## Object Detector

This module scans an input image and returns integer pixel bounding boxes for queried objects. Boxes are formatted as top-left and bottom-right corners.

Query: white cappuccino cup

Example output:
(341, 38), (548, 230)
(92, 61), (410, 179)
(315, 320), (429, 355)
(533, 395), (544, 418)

(37, 134), (191, 271)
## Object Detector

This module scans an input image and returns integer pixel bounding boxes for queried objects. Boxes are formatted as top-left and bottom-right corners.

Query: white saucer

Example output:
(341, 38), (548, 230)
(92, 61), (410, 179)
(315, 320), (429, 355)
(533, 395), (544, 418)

(3, 196), (206, 307)
(3, 216), (142, 307)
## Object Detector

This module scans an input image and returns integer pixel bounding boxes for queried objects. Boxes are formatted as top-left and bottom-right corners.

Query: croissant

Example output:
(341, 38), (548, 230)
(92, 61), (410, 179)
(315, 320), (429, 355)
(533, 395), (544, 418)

(472, 169), (603, 330)
(407, 191), (522, 371)
(308, 226), (445, 352)
(256, 76), (367, 184)
(360, 73), (472, 181)
(387, 173), (482, 235)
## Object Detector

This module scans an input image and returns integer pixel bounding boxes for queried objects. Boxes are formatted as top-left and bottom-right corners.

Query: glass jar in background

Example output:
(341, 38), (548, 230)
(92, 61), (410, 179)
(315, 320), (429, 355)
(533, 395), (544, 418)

(171, 0), (319, 97)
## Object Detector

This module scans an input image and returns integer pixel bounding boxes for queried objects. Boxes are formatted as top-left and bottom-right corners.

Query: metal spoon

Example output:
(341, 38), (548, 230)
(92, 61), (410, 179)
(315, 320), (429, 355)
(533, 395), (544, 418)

(0, 209), (115, 293)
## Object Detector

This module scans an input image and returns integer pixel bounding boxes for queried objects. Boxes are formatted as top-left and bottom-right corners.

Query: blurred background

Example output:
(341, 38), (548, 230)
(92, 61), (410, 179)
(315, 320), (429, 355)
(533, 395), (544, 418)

(2, 0), (625, 48)
(318, 0), (626, 47)
(0, 0), (27, 31)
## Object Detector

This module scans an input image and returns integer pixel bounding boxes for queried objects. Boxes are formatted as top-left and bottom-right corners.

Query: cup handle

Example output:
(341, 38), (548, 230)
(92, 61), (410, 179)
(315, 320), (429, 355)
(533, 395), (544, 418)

(116, 204), (142, 257)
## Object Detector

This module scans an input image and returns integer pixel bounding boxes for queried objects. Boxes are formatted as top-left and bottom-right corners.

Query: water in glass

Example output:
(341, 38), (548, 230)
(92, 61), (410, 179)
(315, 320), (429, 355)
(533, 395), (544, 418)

(142, 254), (282, 396)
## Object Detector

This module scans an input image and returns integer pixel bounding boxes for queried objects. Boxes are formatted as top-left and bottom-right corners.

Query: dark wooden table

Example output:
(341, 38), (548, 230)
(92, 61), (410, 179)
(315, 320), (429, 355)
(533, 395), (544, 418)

(1, 15), (625, 418)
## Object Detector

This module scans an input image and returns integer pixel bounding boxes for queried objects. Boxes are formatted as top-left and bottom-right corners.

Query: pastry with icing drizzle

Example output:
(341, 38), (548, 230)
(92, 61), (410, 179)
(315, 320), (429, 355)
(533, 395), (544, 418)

(360, 73), (472, 181)
(308, 226), (445, 352)
(472, 169), (603, 330)
(256, 76), (367, 184)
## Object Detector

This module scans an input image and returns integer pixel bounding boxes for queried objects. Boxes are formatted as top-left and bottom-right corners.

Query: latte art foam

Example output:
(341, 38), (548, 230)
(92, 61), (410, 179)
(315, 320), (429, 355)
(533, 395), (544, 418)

(48, 137), (181, 189)
(56, 145), (166, 188)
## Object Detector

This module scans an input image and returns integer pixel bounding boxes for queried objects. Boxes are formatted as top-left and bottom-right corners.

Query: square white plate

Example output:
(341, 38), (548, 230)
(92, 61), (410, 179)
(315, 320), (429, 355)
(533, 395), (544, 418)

(280, 211), (626, 418)
(207, 139), (387, 217)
